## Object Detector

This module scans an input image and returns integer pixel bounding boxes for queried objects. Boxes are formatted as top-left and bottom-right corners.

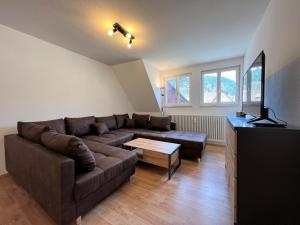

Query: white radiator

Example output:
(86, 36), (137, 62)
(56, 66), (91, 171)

(171, 115), (225, 143)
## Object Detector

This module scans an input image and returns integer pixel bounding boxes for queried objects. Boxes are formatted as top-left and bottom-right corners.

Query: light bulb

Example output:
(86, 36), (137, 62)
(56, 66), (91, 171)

(127, 43), (132, 48)
(108, 30), (114, 36)
(126, 33), (132, 39)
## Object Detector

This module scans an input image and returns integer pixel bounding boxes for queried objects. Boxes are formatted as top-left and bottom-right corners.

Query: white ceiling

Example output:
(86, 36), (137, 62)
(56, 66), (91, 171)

(0, 0), (270, 70)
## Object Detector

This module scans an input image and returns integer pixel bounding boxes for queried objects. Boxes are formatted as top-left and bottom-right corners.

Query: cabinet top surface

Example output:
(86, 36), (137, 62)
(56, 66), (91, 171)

(227, 115), (299, 131)
(227, 115), (255, 129)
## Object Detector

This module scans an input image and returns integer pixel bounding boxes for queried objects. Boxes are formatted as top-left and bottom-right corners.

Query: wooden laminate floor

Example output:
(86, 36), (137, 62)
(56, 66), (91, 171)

(0, 144), (231, 225)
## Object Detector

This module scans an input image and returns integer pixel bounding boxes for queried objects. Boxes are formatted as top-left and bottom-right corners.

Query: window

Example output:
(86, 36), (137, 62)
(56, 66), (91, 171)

(201, 67), (239, 105)
(165, 74), (191, 105)
(203, 72), (218, 103)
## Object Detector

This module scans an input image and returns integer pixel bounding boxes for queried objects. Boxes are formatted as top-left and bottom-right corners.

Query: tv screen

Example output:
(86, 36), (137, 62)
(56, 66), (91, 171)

(242, 52), (265, 117)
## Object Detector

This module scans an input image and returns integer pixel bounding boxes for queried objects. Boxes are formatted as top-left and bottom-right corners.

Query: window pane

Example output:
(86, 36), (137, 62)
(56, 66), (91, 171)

(203, 73), (217, 103)
(166, 78), (177, 104)
(221, 70), (237, 103)
(251, 67), (261, 102)
(178, 76), (190, 104)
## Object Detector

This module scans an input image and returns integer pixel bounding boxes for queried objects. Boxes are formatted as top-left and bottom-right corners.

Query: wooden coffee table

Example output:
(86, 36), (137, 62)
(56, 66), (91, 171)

(123, 138), (181, 180)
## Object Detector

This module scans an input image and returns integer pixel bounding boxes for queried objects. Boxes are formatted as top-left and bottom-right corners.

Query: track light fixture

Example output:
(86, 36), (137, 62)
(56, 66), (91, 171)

(108, 23), (135, 48)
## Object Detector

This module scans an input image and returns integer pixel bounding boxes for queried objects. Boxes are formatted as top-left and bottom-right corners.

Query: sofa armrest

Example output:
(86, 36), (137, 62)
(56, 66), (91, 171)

(171, 122), (176, 130)
(4, 134), (76, 225)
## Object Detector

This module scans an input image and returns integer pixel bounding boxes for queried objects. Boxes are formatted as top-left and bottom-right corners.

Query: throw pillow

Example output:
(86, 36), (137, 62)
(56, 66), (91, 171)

(41, 130), (96, 173)
(132, 113), (150, 128)
(150, 116), (172, 131)
(93, 122), (109, 135)
(114, 114), (129, 128)
(125, 118), (136, 128)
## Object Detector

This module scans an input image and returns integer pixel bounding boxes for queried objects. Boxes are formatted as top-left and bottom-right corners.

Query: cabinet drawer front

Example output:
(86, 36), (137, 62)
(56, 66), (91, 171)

(225, 119), (237, 224)
(226, 121), (237, 154)
(230, 177), (237, 223)
(228, 148), (237, 178)
(230, 177), (236, 206)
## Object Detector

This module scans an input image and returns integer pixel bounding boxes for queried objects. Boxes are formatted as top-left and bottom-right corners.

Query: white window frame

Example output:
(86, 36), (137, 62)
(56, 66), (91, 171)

(201, 66), (240, 106)
(164, 73), (192, 107)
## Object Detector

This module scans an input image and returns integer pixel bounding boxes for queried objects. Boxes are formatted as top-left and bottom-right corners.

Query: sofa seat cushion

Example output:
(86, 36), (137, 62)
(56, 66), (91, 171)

(165, 131), (207, 149)
(94, 154), (123, 182)
(120, 129), (207, 149)
(83, 140), (137, 171)
(82, 131), (134, 147)
(74, 167), (104, 202)
(74, 141), (137, 202)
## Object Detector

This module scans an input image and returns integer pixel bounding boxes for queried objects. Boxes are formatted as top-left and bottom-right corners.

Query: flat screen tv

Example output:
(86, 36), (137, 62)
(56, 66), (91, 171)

(242, 51), (277, 124)
(242, 52), (264, 117)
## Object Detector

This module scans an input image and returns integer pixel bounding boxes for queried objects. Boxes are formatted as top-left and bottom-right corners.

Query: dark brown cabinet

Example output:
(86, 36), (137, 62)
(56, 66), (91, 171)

(225, 116), (300, 225)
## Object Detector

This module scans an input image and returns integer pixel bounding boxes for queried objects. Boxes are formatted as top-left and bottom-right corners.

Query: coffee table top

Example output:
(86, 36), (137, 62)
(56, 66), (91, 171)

(124, 138), (180, 155)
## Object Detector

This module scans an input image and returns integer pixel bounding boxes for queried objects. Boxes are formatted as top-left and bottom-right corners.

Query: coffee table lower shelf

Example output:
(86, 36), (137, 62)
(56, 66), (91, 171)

(125, 144), (181, 180)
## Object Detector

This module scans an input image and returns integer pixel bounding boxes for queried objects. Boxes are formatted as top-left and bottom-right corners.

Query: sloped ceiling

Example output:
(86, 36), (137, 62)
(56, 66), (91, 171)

(0, 0), (270, 70)
(112, 60), (161, 112)
(143, 60), (161, 110)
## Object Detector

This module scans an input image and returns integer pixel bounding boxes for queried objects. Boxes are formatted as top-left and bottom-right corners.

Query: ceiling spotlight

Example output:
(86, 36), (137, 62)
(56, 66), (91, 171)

(128, 39), (132, 48)
(108, 23), (135, 48)
(126, 33), (132, 39)
(108, 30), (114, 36)
(107, 27), (117, 36)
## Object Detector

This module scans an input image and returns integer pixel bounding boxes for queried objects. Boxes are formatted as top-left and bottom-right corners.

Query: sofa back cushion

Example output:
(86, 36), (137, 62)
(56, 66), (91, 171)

(65, 116), (95, 136)
(132, 113), (150, 128)
(41, 130), (96, 173)
(114, 114), (129, 129)
(96, 116), (117, 130)
(92, 122), (109, 135)
(150, 116), (172, 131)
(17, 118), (66, 135)
(36, 119), (66, 134)
(18, 122), (50, 144)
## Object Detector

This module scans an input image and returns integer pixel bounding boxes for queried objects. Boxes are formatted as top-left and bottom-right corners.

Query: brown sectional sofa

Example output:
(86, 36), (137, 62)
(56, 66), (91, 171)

(5, 114), (207, 225)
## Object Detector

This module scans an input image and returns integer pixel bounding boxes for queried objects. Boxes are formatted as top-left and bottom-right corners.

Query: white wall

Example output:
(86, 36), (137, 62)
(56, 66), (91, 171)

(245, 0), (300, 75)
(244, 0), (300, 126)
(0, 24), (134, 175)
(160, 57), (244, 116)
